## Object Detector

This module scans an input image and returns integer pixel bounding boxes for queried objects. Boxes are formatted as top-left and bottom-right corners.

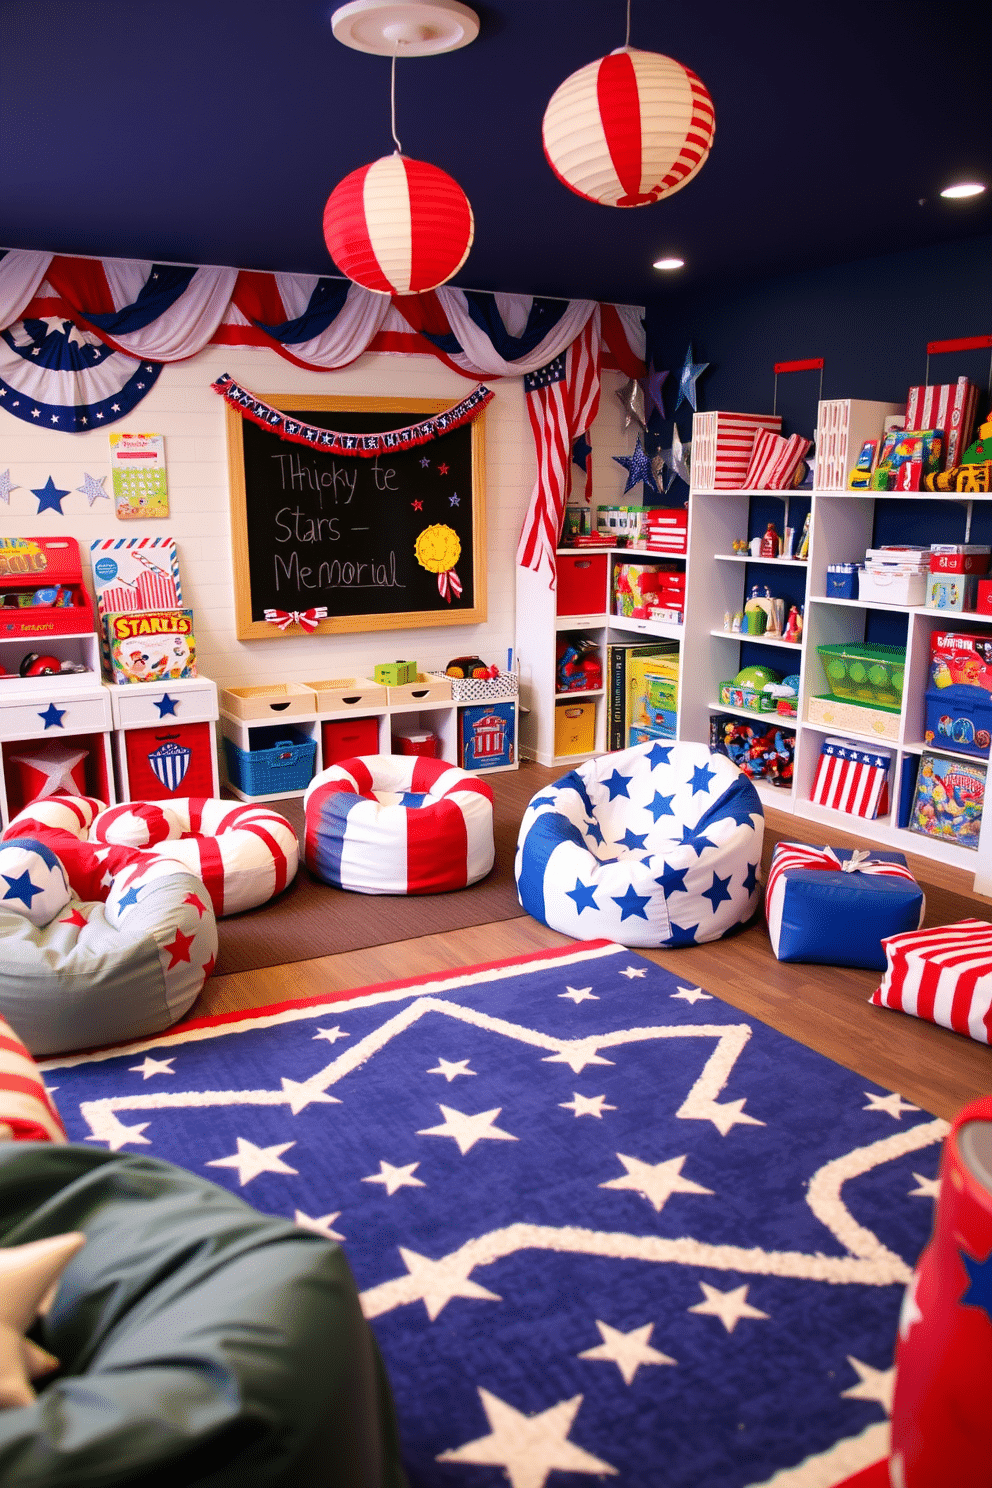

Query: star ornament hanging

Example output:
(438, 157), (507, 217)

(642, 363), (669, 422)
(654, 424), (691, 491)
(675, 344), (709, 412)
(613, 436), (659, 496)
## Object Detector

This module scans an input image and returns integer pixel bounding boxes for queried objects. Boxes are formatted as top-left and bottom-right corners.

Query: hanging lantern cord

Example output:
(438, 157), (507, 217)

(390, 45), (403, 155)
(624, 0), (631, 48)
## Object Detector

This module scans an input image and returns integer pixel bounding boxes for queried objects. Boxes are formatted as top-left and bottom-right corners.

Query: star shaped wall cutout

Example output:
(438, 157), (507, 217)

(0, 470), (18, 505)
(32, 477), (70, 514)
(675, 343), (710, 412)
(642, 364), (670, 423)
(612, 435), (659, 496)
(76, 473), (108, 506)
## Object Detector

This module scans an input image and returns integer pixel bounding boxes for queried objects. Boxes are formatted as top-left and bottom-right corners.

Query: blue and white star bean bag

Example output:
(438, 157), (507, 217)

(515, 740), (763, 947)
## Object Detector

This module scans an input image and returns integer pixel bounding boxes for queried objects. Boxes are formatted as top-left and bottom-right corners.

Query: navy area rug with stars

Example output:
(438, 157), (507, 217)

(41, 940), (941, 1488)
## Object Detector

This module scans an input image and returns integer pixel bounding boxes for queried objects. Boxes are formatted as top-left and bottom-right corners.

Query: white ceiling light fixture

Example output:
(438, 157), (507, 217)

(653, 256), (685, 271)
(940, 181), (987, 199)
(331, 0), (479, 56)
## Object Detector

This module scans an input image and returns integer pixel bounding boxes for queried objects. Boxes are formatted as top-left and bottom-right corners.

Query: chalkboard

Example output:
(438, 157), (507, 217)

(226, 395), (487, 638)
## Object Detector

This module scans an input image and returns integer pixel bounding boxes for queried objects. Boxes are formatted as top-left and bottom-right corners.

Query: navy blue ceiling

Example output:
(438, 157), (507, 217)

(1, 0), (989, 306)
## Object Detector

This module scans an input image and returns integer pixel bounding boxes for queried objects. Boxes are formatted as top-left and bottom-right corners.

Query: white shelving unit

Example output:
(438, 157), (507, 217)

(516, 546), (684, 766)
(680, 476), (992, 895)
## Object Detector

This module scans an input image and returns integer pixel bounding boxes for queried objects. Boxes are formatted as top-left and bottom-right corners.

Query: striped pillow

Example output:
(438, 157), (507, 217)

(0, 1017), (67, 1143)
(872, 919), (992, 1044)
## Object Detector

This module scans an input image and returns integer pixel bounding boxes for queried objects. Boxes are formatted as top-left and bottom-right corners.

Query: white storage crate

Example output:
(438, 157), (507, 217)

(427, 670), (518, 702)
(813, 399), (903, 491)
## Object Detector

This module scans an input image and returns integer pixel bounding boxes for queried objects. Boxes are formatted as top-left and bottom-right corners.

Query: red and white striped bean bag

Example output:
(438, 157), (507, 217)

(872, 919), (992, 1043)
(0, 1013), (67, 1143)
(304, 755), (494, 895)
(89, 799), (298, 916)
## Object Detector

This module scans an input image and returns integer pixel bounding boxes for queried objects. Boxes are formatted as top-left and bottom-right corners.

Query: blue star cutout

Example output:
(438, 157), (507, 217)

(3, 870), (43, 907)
(612, 884), (651, 921)
(449, 493), (460, 506)
(667, 920), (700, 947)
(154, 694), (179, 717)
(116, 884), (142, 910)
(603, 770), (631, 801)
(643, 364), (669, 423)
(960, 1249), (992, 1322)
(646, 743), (673, 769)
(679, 824), (715, 857)
(419, 456), (431, 467)
(566, 879), (599, 914)
(702, 871), (733, 913)
(648, 791), (675, 822)
(38, 703), (66, 729)
(619, 828), (648, 851)
(675, 344), (709, 412)
(689, 762), (716, 795)
(32, 476), (70, 514)
(572, 431), (592, 472)
(584, 818), (605, 846)
(656, 862), (689, 897)
(742, 861), (760, 896)
(612, 436), (659, 496)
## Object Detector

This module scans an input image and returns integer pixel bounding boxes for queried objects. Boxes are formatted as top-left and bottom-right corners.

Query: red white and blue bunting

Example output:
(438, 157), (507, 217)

(213, 373), (494, 456)
(0, 248), (645, 581)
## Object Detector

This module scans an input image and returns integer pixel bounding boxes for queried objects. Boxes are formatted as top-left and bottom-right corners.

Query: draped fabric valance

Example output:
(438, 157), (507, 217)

(0, 248), (645, 580)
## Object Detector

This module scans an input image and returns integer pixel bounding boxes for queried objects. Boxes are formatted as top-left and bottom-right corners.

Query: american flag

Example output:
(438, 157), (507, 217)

(810, 738), (891, 819)
(516, 312), (602, 581)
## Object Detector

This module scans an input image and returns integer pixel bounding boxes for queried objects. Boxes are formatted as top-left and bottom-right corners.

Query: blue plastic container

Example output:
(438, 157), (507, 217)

(224, 724), (316, 795)
(924, 685), (992, 759)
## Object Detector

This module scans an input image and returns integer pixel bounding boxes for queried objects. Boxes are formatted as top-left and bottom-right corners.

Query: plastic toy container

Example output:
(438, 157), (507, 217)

(223, 725), (316, 796)
(816, 642), (906, 708)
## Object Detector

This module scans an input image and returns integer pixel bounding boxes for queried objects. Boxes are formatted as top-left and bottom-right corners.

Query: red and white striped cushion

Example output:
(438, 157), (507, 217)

(742, 429), (812, 490)
(872, 919), (992, 1043)
(0, 1015), (66, 1144)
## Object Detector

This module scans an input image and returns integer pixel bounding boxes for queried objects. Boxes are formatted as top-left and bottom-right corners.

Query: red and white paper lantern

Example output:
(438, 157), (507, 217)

(542, 47), (715, 208)
(323, 153), (474, 295)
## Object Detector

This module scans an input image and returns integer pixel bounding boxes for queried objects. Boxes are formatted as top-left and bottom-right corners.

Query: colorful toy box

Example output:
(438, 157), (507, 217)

(926, 574), (978, 613)
(459, 702), (515, 770)
(105, 609), (196, 684)
(908, 751), (985, 849)
(764, 841), (925, 971)
(374, 660), (418, 686)
(0, 537), (96, 638)
(929, 544), (991, 576)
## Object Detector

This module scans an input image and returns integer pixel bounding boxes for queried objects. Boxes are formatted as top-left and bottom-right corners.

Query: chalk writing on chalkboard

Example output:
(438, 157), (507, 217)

(226, 396), (487, 638)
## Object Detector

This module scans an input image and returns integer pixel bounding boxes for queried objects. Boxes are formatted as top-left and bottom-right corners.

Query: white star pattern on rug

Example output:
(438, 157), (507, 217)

(417, 1104), (518, 1155)
(618, 966), (647, 979)
(688, 1282), (770, 1332)
(599, 1153), (714, 1213)
(437, 1389), (617, 1487)
(205, 1137), (298, 1186)
(84, 1109), (150, 1151)
(396, 1246), (502, 1320)
(671, 985), (713, 1004)
(128, 1056), (175, 1080)
(578, 1319), (676, 1383)
(541, 1041), (616, 1074)
(559, 1092), (616, 1118)
(559, 985), (598, 1004)
(863, 1091), (919, 1119)
(294, 1210), (345, 1241)
(427, 1057), (476, 1082)
(312, 1026), (349, 1043)
(362, 1160), (426, 1195)
(907, 1172), (940, 1198)
(840, 1355), (894, 1414)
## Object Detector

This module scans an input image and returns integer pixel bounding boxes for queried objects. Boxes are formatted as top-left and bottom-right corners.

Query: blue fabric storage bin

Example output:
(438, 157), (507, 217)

(924, 685), (992, 758)
(825, 565), (860, 599)
(224, 724), (316, 795)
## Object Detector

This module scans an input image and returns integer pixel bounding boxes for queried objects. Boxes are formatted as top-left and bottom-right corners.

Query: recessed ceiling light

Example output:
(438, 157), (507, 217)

(653, 256), (685, 271)
(940, 182), (986, 199)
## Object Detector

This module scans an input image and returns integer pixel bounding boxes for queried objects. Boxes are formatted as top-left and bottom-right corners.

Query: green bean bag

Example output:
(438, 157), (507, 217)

(0, 1144), (407, 1487)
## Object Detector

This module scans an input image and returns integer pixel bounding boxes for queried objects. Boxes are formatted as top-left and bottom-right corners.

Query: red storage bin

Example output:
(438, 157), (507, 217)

(393, 727), (439, 758)
(556, 552), (608, 616)
(322, 716), (380, 766)
(124, 722), (216, 799)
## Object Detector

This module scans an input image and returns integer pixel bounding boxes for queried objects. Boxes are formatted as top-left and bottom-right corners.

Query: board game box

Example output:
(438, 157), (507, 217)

(105, 609), (196, 684)
(908, 749), (985, 852)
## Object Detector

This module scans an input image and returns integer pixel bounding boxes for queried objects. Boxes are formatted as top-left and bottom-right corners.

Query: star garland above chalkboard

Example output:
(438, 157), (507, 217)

(213, 375), (493, 457)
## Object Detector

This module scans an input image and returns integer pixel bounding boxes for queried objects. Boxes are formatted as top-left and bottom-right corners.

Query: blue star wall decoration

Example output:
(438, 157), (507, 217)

(642, 363), (669, 423)
(613, 436), (660, 496)
(572, 432), (592, 472)
(675, 345), (710, 413)
(32, 477), (70, 514)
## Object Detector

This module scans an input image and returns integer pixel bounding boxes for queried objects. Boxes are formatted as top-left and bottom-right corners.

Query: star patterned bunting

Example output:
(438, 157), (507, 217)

(48, 854), (938, 1488)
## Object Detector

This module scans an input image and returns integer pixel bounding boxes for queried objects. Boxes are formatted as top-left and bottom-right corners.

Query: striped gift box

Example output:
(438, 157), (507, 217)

(809, 737), (891, 819)
(742, 429), (812, 490)
(691, 411), (782, 489)
(765, 841), (924, 969)
(0, 1014), (67, 1143)
(872, 919), (992, 1043)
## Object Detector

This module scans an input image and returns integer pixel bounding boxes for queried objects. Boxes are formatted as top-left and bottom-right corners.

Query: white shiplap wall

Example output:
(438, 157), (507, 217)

(0, 344), (632, 689)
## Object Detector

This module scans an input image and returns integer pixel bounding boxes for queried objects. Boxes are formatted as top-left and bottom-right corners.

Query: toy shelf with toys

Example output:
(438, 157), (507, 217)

(678, 388), (992, 892)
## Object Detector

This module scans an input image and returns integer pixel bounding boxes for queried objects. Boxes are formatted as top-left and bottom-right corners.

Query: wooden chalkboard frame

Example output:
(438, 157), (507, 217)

(226, 394), (488, 639)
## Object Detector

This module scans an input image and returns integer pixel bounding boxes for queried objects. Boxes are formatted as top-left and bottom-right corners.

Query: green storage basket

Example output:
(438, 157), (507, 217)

(816, 642), (906, 708)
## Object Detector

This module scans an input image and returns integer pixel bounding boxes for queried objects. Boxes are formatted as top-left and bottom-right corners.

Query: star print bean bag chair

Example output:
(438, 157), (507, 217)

(6, 794), (298, 917)
(0, 818), (217, 1056)
(0, 1143), (406, 1487)
(515, 740), (763, 947)
(304, 755), (494, 894)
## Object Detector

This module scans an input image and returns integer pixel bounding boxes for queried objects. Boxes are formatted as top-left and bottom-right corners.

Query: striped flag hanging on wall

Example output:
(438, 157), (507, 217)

(810, 737), (891, 819)
(516, 313), (602, 581)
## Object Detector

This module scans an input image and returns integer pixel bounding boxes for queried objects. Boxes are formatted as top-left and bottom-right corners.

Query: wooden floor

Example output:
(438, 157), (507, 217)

(202, 762), (991, 1122)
